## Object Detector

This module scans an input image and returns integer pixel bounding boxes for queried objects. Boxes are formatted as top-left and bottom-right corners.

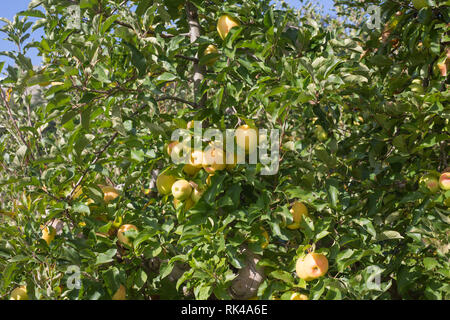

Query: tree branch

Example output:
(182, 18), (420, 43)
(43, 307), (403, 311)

(185, 1), (206, 108)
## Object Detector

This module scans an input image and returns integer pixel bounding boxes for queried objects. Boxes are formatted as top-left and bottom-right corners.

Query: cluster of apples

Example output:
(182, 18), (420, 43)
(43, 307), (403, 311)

(420, 170), (450, 206)
(156, 123), (259, 211)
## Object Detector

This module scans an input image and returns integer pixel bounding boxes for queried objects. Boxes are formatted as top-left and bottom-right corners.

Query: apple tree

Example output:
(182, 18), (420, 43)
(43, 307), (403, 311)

(0, 0), (448, 300)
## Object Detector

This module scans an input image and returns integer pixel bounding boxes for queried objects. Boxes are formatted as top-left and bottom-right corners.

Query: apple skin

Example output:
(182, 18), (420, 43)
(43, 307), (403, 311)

(41, 225), (56, 245)
(112, 284), (126, 300)
(412, 0), (429, 10)
(172, 179), (193, 200)
(156, 173), (176, 195)
(202, 148), (226, 174)
(203, 45), (219, 66)
(217, 14), (240, 40)
(290, 292), (308, 300)
(236, 125), (258, 154)
(191, 187), (204, 203)
(420, 174), (440, 193)
(10, 286), (28, 300)
(439, 172), (450, 190)
(117, 224), (138, 247)
(287, 202), (308, 230)
(295, 252), (329, 281)
(166, 141), (179, 157)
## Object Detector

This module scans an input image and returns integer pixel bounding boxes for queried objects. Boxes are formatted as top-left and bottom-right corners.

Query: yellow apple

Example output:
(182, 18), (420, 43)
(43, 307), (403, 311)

(166, 141), (179, 157)
(202, 147), (226, 174)
(236, 125), (258, 154)
(10, 286), (28, 300)
(156, 173), (176, 195)
(112, 284), (126, 300)
(203, 44), (219, 66)
(191, 187), (204, 203)
(287, 202), (308, 230)
(171, 179), (193, 200)
(117, 224), (138, 246)
(217, 14), (240, 40)
(439, 172), (450, 190)
(41, 225), (56, 245)
(296, 252), (329, 281)
(290, 292), (309, 300)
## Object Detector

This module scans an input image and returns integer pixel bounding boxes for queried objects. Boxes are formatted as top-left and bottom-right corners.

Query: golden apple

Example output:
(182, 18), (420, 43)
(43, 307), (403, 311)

(290, 292), (309, 300)
(217, 14), (240, 40)
(191, 187), (204, 203)
(171, 179), (193, 200)
(287, 202), (308, 230)
(117, 224), (138, 246)
(202, 147), (226, 174)
(112, 284), (126, 300)
(166, 141), (179, 157)
(10, 286), (28, 300)
(295, 252), (329, 281)
(156, 173), (176, 195)
(203, 45), (219, 66)
(439, 172), (450, 190)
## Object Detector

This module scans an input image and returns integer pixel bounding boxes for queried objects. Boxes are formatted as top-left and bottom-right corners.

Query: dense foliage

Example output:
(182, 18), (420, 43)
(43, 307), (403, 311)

(0, 0), (449, 300)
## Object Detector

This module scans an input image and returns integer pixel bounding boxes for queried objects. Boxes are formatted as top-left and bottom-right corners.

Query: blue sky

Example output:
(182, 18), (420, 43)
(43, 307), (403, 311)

(0, 0), (335, 69)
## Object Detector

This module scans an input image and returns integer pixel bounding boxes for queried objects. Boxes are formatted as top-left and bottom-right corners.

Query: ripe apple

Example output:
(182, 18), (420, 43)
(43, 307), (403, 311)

(290, 292), (308, 300)
(100, 185), (120, 203)
(117, 224), (138, 246)
(172, 179), (193, 200)
(202, 147), (226, 174)
(295, 252), (329, 281)
(156, 173), (176, 195)
(412, 0), (429, 10)
(437, 61), (447, 77)
(41, 225), (56, 245)
(10, 286), (28, 300)
(236, 125), (258, 154)
(191, 187), (204, 203)
(420, 174), (440, 193)
(439, 172), (450, 190)
(112, 284), (126, 300)
(217, 14), (240, 40)
(287, 202), (308, 230)
(314, 125), (328, 142)
(166, 141), (179, 157)
(203, 44), (219, 66)
(183, 163), (201, 176)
